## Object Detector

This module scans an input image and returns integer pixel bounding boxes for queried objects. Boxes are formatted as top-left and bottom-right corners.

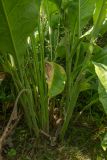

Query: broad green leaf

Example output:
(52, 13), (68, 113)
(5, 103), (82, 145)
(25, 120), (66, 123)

(45, 62), (66, 98)
(93, 62), (107, 91)
(98, 82), (107, 114)
(93, 62), (107, 114)
(0, 0), (40, 67)
(92, 0), (107, 38)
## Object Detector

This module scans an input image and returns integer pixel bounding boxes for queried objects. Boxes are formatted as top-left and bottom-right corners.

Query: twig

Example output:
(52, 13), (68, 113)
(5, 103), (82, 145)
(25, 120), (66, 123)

(40, 129), (57, 146)
(0, 89), (28, 158)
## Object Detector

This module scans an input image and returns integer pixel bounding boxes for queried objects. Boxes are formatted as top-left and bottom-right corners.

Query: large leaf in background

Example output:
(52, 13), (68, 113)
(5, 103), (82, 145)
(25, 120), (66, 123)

(42, 0), (59, 15)
(65, 0), (95, 35)
(80, 0), (95, 30)
(92, 0), (107, 38)
(41, 0), (59, 30)
(45, 62), (66, 98)
(0, 0), (40, 67)
(93, 62), (107, 114)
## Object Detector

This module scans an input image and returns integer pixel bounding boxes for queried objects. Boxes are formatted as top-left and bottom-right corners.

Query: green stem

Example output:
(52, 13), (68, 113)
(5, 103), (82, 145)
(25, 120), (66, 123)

(60, 82), (80, 139)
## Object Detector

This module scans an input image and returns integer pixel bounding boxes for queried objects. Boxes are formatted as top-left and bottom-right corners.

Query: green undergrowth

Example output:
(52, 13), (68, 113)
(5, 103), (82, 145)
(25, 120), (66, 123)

(1, 82), (107, 160)
(2, 110), (107, 160)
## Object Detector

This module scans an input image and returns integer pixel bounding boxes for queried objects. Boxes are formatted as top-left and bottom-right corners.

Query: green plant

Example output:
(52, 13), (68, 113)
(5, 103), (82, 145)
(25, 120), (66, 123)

(7, 148), (17, 158)
(0, 0), (66, 138)
(1, 0), (107, 142)
(47, 0), (107, 138)
(0, 0), (42, 137)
